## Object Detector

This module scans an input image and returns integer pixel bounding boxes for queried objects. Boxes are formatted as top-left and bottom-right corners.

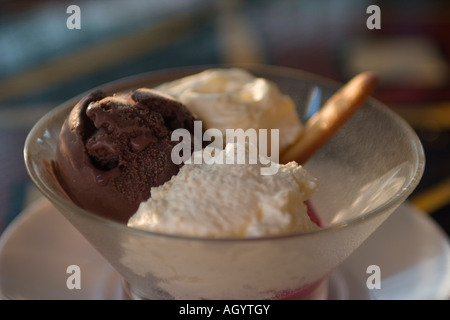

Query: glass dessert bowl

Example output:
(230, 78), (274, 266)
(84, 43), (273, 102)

(24, 64), (425, 300)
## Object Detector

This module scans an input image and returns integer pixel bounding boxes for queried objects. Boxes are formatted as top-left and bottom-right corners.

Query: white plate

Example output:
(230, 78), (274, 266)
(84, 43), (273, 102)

(0, 197), (449, 300)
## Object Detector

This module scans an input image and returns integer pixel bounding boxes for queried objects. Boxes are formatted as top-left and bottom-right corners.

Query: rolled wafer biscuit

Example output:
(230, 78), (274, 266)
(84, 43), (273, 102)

(280, 72), (378, 165)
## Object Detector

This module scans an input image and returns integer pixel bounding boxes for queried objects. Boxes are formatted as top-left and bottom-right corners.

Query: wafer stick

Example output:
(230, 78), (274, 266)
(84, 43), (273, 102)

(280, 72), (379, 165)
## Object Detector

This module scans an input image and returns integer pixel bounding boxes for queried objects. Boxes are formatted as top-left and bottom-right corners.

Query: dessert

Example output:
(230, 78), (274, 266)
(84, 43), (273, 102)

(128, 142), (319, 238)
(24, 65), (424, 301)
(53, 68), (377, 235)
(54, 68), (377, 235)
(55, 88), (197, 223)
(54, 68), (313, 229)
(156, 68), (303, 156)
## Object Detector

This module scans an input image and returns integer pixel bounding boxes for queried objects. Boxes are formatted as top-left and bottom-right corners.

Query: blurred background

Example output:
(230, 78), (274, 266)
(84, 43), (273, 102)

(0, 0), (449, 236)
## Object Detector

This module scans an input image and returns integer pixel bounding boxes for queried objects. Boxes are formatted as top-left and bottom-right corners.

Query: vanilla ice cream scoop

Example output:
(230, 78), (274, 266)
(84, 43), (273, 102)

(155, 68), (303, 155)
(127, 142), (318, 238)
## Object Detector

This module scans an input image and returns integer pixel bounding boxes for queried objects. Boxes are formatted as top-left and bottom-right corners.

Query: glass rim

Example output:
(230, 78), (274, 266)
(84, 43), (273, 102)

(24, 63), (426, 243)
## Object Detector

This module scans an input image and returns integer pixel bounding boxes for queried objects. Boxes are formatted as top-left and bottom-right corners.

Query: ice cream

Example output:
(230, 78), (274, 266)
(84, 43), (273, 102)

(55, 88), (197, 223)
(128, 142), (318, 238)
(24, 65), (401, 301)
(54, 68), (317, 237)
(155, 68), (303, 155)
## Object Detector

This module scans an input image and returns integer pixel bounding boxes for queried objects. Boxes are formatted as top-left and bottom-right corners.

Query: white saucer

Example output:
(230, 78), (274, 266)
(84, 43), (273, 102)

(1, 197), (449, 300)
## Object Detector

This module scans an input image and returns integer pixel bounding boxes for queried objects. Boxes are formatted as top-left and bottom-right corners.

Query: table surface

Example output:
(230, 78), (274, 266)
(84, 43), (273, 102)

(0, 0), (449, 238)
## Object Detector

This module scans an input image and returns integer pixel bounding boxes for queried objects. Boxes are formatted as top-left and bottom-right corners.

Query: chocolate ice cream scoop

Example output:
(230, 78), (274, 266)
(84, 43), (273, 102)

(55, 88), (196, 223)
